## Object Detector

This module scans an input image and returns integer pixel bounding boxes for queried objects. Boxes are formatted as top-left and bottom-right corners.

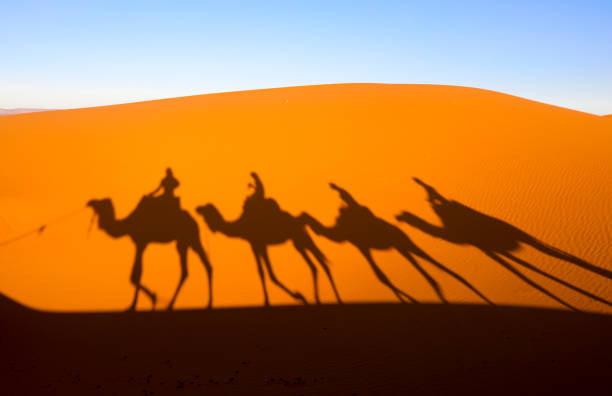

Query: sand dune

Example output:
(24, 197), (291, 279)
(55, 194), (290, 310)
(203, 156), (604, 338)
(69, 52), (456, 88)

(0, 84), (610, 313)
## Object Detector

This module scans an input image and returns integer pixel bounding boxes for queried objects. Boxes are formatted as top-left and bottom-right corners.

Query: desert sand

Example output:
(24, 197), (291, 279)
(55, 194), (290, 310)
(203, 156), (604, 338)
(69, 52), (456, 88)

(1, 84), (611, 395)
(0, 84), (610, 313)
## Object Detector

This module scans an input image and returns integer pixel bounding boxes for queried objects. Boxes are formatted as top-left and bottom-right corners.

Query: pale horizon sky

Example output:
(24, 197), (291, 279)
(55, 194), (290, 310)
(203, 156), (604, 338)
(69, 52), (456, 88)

(2, 1), (611, 114)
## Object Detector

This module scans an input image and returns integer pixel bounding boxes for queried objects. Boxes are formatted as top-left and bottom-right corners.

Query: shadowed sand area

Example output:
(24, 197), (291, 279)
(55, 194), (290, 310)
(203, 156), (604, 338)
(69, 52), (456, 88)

(2, 294), (611, 395)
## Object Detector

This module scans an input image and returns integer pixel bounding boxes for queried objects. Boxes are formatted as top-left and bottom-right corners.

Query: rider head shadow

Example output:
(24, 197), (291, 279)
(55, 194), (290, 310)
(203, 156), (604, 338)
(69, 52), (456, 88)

(196, 172), (342, 307)
(300, 183), (492, 305)
(87, 168), (213, 311)
(396, 178), (612, 311)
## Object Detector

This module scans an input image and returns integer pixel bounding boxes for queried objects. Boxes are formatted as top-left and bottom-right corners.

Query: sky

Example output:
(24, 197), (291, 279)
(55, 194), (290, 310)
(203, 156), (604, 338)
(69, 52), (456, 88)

(1, 0), (611, 114)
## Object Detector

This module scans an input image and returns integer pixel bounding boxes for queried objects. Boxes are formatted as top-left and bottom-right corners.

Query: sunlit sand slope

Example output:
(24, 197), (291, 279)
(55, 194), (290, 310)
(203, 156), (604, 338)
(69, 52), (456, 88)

(0, 84), (610, 312)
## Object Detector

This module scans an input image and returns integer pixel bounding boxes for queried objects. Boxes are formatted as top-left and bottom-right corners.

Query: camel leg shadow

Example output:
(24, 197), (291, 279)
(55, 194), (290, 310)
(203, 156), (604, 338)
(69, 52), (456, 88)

(261, 248), (308, 305)
(294, 236), (343, 304)
(317, 257), (343, 304)
(251, 245), (271, 307)
(402, 245), (494, 305)
(128, 243), (157, 311)
(167, 243), (188, 310)
(521, 234), (612, 280)
(359, 247), (418, 304)
(192, 240), (213, 309)
(500, 251), (612, 308)
(295, 247), (321, 304)
(483, 250), (579, 312)
(396, 247), (448, 303)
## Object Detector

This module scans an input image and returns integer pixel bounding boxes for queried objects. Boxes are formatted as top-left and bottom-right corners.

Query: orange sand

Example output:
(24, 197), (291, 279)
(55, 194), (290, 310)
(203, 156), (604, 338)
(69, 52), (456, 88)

(0, 84), (610, 312)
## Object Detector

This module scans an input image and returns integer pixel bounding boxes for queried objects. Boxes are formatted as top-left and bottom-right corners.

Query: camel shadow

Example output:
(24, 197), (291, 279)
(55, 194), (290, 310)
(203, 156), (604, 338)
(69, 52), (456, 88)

(300, 183), (492, 304)
(396, 177), (612, 311)
(87, 169), (213, 311)
(196, 172), (342, 306)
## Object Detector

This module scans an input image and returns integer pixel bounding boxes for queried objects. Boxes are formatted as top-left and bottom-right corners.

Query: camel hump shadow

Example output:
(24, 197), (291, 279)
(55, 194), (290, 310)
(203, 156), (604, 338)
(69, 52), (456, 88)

(428, 199), (523, 251)
(325, 182), (415, 250)
(396, 177), (612, 311)
(241, 195), (291, 241)
(332, 204), (398, 250)
(126, 195), (187, 234)
(238, 171), (296, 241)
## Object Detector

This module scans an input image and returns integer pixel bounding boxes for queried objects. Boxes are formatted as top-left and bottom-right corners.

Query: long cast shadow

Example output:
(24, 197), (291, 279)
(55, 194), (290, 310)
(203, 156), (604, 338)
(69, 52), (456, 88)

(300, 183), (492, 304)
(87, 168), (213, 311)
(396, 178), (612, 311)
(196, 172), (342, 306)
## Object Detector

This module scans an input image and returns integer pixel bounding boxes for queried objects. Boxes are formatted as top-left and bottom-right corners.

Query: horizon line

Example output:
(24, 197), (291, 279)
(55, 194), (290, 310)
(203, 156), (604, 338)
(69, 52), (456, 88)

(1, 83), (610, 117)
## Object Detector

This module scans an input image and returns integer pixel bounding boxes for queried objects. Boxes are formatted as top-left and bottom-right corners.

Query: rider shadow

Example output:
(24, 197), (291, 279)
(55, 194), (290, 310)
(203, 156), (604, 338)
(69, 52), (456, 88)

(300, 183), (492, 305)
(396, 178), (612, 311)
(196, 172), (342, 306)
(87, 168), (213, 311)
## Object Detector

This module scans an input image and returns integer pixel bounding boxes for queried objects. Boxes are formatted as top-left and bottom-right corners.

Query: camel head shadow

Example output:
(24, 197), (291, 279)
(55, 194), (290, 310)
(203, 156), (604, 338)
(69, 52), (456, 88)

(396, 177), (612, 311)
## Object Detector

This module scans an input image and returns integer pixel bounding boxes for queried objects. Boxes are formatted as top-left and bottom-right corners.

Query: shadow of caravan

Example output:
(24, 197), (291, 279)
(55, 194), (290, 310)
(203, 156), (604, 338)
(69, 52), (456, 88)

(300, 183), (492, 304)
(396, 177), (612, 311)
(196, 172), (342, 306)
(87, 168), (213, 311)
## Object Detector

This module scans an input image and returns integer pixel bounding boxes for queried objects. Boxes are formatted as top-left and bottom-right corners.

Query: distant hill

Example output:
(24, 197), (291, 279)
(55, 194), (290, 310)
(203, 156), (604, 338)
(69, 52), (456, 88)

(0, 108), (49, 116)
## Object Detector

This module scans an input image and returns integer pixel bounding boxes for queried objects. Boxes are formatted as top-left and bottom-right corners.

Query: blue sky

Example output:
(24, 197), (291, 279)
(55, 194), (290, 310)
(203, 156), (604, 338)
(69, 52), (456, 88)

(1, 1), (611, 114)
